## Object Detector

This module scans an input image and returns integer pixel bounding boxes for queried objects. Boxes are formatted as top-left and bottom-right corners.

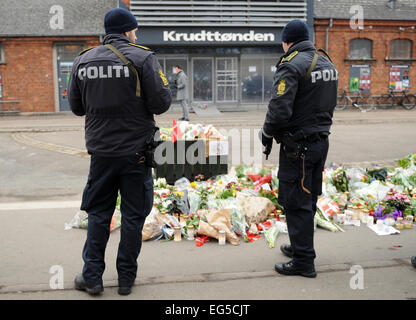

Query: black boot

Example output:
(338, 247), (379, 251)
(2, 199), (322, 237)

(118, 286), (132, 296)
(280, 244), (294, 258)
(275, 260), (317, 278)
(412, 256), (416, 268)
(74, 273), (104, 296)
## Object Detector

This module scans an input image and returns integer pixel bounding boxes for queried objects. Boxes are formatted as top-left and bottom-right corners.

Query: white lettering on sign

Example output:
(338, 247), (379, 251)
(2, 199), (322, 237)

(49, 5), (64, 30)
(78, 66), (130, 80)
(163, 30), (275, 42)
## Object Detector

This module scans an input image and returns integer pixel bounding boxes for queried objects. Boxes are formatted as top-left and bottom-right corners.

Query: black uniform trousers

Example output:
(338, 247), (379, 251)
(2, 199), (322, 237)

(277, 137), (329, 269)
(80, 154), (153, 288)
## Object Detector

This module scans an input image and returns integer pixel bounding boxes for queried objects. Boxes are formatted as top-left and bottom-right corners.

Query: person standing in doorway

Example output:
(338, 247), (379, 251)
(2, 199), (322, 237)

(175, 65), (189, 121)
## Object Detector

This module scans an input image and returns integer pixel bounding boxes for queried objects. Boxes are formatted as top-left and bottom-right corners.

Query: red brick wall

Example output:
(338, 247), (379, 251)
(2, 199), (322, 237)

(315, 19), (416, 95)
(0, 36), (99, 112)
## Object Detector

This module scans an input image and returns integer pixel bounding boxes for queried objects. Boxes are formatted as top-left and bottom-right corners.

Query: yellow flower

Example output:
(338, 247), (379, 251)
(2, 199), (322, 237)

(190, 182), (197, 188)
(218, 179), (223, 185)
(367, 194), (375, 199)
(232, 190), (237, 197)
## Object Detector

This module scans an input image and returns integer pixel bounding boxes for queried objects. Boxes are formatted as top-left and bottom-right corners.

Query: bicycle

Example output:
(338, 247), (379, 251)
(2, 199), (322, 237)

(336, 86), (376, 112)
(376, 89), (416, 110)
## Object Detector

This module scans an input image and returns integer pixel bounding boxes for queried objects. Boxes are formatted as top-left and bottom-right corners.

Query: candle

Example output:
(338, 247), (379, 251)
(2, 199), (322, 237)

(361, 209), (369, 224)
(352, 206), (359, 220)
(218, 230), (226, 245)
(405, 215), (413, 229)
(268, 213), (275, 220)
(367, 216), (374, 226)
(377, 220), (384, 231)
(187, 225), (195, 240)
(345, 210), (353, 223)
(337, 213), (346, 224)
(174, 226), (182, 242)
(279, 214), (286, 223)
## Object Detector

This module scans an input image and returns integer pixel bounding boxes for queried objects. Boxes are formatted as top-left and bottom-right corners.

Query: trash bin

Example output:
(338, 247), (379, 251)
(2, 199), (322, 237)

(155, 138), (228, 185)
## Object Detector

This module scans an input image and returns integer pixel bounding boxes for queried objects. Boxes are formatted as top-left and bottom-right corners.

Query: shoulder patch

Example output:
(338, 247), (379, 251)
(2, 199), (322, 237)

(280, 50), (299, 63)
(128, 43), (150, 51)
(277, 79), (286, 95)
(78, 46), (96, 56)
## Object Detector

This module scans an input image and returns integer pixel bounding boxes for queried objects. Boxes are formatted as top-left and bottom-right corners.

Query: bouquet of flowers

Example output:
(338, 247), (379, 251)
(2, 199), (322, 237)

(331, 167), (349, 192)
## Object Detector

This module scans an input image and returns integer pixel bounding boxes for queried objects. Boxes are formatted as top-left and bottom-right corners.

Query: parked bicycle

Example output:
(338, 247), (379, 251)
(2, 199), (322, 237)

(336, 86), (376, 112)
(376, 89), (416, 110)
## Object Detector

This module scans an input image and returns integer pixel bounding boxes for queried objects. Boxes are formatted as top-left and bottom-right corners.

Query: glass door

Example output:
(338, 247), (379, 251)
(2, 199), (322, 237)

(216, 57), (238, 102)
(56, 43), (85, 111)
(192, 58), (213, 102)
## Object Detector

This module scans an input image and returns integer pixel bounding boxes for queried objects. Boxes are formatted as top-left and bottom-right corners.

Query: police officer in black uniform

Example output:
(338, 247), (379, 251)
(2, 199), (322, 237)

(260, 20), (338, 278)
(68, 8), (171, 295)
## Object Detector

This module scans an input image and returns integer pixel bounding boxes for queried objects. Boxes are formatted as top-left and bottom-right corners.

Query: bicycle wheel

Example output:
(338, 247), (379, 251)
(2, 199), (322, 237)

(376, 95), (393, 109)
(359, 96), (376, 112)
(335, 97), (348, 111)
(402, 94), (416, 110)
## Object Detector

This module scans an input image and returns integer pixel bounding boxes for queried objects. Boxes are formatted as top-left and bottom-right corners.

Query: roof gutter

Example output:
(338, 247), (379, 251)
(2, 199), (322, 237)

(325, 18), (333, 52)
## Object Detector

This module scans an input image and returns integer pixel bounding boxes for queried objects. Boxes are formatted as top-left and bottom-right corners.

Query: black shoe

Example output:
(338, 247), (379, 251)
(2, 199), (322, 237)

(280, 244), (294, 258)
(179, 117), (185, 121)
(274, 261), (317, 278)
(74, 274), (104, 296)
(412, 256), (416, 268)
(118, 286), (132, 296)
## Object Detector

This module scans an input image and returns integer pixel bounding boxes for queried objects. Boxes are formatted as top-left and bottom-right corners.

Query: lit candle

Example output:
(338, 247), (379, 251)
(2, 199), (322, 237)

(174, 226), (182, 242)
(218, 230), (226, 245)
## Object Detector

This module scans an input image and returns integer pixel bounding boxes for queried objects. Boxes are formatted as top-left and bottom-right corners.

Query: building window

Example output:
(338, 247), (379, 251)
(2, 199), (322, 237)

(390, 39), (412, 59)
(0, 43), (5, 64)
(349, 38), (373, 59)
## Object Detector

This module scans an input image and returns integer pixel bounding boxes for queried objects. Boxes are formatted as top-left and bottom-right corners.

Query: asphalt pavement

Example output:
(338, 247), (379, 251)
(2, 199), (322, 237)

(0, 107), (415, 301)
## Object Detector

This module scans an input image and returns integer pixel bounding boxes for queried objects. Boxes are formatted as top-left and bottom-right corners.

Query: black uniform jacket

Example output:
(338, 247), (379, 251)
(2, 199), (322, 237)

(263, 40), (338, 141)
(68, 34), (172, 157)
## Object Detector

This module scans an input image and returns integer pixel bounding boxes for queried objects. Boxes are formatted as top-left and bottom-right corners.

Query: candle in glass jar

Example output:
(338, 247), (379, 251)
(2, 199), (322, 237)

(367, 215), (374, 226)
(174, 226), (182, 242)
(376, 219), (384, 231)
(187, 225), (194, 240)
(361, 209), (369, 224)
(279, 214), (286, 223)
(218, 230), (226, 245)
(352, 206), (359, 220)
(405, 215), (413, 229)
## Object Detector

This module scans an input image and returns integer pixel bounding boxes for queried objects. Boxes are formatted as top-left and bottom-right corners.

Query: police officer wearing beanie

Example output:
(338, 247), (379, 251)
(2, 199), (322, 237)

(260, 20), (338, 278)
(68, 8), (171, 296)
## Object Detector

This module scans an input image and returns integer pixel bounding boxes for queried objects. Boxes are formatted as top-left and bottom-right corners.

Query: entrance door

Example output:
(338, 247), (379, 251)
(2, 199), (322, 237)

(192, 58), (213, 102)
(56, 43), (85, 111)
(216, 58), (238, 102)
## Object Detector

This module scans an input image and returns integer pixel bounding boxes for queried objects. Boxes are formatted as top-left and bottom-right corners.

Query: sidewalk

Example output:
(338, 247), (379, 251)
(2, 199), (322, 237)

(1, 108), (416, 132)
(0, 205), (415, 299)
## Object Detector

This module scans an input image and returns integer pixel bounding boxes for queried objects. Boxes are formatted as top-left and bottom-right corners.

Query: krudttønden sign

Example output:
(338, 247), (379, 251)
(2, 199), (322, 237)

(137, 28), (281, 45)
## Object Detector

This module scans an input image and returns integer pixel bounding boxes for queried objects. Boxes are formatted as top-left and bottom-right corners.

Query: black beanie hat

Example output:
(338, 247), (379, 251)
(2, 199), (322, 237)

(281, 19), (310, 43)
(104, 8), (138, 34)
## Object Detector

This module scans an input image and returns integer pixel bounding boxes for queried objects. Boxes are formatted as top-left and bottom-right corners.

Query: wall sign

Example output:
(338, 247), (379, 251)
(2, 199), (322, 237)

(389, 65), (410, 92)
(349, 64), (371, 92)
(138, 27), (282, 46)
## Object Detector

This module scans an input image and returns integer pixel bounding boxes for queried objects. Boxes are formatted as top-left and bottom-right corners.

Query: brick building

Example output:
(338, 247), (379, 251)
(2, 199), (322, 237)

(0, 0), (118, 113)
(314, 0), (416, 96)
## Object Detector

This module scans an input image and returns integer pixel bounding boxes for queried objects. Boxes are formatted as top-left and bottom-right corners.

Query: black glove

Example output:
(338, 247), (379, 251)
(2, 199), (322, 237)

(259, 128), (273, 160)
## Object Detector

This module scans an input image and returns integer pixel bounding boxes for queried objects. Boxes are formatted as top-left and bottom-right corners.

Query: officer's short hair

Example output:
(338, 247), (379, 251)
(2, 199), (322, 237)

(175, 65), (182, 70)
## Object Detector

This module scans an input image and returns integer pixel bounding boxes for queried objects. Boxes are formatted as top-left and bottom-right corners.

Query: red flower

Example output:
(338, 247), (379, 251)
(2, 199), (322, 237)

(356, 203), (361, 207)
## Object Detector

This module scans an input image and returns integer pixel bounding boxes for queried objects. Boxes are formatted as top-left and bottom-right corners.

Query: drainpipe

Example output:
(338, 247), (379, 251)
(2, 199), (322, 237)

(325, 18), (333, 53)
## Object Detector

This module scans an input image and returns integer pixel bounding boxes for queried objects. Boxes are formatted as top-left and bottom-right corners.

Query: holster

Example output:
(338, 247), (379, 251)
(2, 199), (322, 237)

(282, 130), (307, 161)
(142, 127), (162, 168)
